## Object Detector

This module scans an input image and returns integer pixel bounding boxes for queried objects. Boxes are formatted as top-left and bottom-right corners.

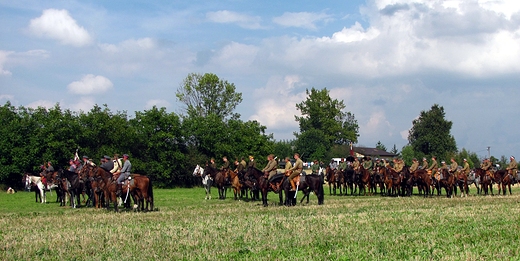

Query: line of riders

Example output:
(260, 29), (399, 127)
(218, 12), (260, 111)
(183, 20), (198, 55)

(325, 155), (518, 195)
(32, 153), (153, 212)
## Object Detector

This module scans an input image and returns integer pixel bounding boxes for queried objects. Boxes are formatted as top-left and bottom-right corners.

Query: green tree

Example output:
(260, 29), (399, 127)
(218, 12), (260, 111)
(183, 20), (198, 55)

(176, 73), (243, 120)
(294, 87), (359, 158)
(375, 141), (387, 152)
(408, 104), (457, 157)
(273, 140), (295, 160)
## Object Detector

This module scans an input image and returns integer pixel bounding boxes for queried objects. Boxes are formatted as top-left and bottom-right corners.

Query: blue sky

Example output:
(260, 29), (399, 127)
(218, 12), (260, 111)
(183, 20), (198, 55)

(1, 0), (520, 160)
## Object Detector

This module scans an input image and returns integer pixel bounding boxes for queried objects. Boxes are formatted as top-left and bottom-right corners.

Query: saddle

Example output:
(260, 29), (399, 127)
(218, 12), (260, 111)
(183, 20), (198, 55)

(486, 170), (494, 179)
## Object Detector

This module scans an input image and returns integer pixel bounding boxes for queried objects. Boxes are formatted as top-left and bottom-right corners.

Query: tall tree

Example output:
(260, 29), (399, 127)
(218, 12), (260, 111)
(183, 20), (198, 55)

(408, 104), (457, 157)
(375, 141), (387, 152)
(176, 73), (243, 120)
(294, 87), (359, 159)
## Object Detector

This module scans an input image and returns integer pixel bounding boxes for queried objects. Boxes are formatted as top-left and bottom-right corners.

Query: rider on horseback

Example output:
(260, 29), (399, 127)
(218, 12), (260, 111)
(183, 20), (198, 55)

(363, 157), (373, 173)
(461, 159), (470, 176)
(449, 158), (458, 174)
(116, 154), (131, 196)
(421, 157), (428, 170)
(221, 156), (230, 172)
(506, 156), (518, 181)
(428, 156), (438, 177)
(391, 158), (403, 174)
(288, 153), (303, 191)
(481, 158), (493, 178)
(409, 158), (419, 173)
(262, 154), (278, 180)
(100, 155), (114, 172)
(311, 159), (320, 175)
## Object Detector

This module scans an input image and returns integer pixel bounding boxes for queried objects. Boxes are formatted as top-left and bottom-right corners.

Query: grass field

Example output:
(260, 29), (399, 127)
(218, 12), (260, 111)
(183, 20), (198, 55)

(1, 185), (520, 260)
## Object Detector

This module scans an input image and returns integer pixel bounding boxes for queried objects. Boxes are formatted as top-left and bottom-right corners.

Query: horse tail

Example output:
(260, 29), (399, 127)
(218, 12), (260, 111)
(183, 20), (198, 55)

(148, 178), (154, 203)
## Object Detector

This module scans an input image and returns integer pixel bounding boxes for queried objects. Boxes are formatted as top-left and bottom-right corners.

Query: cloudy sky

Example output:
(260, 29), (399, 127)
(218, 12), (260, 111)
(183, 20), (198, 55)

(1, 0), (519, 159)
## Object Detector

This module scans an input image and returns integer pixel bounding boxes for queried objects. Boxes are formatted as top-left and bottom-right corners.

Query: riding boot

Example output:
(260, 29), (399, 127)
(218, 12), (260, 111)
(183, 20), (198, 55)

(290, 179), (296, 191)
(116, 184), (122, 197)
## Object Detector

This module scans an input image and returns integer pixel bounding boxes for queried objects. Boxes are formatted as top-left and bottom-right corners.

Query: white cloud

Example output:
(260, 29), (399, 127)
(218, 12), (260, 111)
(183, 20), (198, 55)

(27, 100), (55, 109)
(206, 10), (263, 29)
(70, 97), (96, 112)
(28, 9), (92, 47)
(273, 11), (332, 30)
(0, 50), (13, 76)
(67, 74), (113, 95)
(145, 99), (170, 109)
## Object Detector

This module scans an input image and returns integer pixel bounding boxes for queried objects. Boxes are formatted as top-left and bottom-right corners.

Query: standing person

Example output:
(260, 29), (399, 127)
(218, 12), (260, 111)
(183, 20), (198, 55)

(116, 154), (131, 196)
(461, 159), (470, 176)
(409, 158), (419, 173)
(428, 156), (438, 176)
(288, 153), (303, 191)
(449, 158), (458, 174)
(262, 154), (278, 180)
(421, 158), (429, 170)
(506, 156), (518, 181)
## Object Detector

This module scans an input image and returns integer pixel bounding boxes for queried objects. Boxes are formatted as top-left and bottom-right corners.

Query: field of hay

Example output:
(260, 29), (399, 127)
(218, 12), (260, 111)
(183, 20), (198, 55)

(1, 186), (520, 260)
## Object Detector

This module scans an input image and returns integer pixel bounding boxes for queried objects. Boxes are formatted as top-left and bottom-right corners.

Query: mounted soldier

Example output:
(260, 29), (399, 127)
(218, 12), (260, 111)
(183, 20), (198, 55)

(221, 156), (230, 172)
(420, 157), (428, 170)
(480, 158), (493, 178)
(311, 159), (320, 175)
(288, 153), (303, 191)
(506, 156), (518, 182)
(351, 158), (359, 172)
(248, 155), (256, 169)
(262, 154), (278, 180)
(100, 155), (114, 173)
(115, 154), (131, 196)
(428, 156), (438, 178)
(409, 158), (419, 173)
(449, 158), (458, 174)
(461, 158), (470, 176)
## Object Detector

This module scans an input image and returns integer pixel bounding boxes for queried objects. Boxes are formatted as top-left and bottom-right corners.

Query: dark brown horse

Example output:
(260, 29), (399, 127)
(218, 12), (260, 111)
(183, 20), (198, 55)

(355, 166), (371, 196)
(381, 167), (400, 196)
(494, 170), (513, 195)
(325, 166), (337, 195)
(83, 165), (105, 208)
(412, 169), (431, 197)
(295, 174), (324, 205)
(438, 169), (454, 198)
(57, 169), (82, 208)
(475, 168), (493, 195)
(214, 169), (230, 200)
(455, 171), (469, 197)
(246, 167), (283, 207)
(122, 174), (154, 211)
(94, 167), (119, 212)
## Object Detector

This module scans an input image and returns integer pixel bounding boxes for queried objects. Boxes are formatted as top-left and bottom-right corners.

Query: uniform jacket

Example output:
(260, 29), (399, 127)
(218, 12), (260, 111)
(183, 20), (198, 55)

(262, 159), (278, 175)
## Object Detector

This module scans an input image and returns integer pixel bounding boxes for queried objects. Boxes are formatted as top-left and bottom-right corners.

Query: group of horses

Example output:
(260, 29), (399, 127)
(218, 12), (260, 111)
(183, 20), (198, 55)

(193, 164), (324, 207)
(325, 165), (516, 198)
(22, 165), (154, 212)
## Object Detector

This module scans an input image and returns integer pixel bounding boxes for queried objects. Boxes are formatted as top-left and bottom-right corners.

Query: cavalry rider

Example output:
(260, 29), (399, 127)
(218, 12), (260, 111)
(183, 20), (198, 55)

(240, 157), (247, 169)
(116, 154), (131, 195)
(428, 156), (438, 177)
(234, 159), (244, 176)
(68, 159), (77, 172)
(391, 158), (404, 174)
(440, 161), (448, 171)
(329, 159), (337, 172)
(46, 161), (54, 173)
(284, 157), (292, 173)
(481, 158), (493, 178)
(221, 156), (230, 172)
(363, 157), (374, 173)
(262, 154), (278, 180)
(352, 157), (360, 171)
(375, 158), (384, 169)
(421, 158), (428, 170)
(311, 159), (320, 175)
(461, 159), (470, 176)
(449, 158), (458, 174)
(288, 153), (303, 191)
(338, 158), (347, 173)
(506, 156), (518, 181)
(248, 155), (257, 169)
(110, 154), (122, 174)
(409, 158), (419, 173)
(82, 156), (96, 167)
(100, 155), (114, 173)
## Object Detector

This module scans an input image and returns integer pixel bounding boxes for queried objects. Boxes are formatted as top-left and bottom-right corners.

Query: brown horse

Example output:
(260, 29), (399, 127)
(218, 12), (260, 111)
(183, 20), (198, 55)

(245, 167), (283, 207)
(455, 171), (469, 197)
(412, 169), (431, 197)
(494, 170), (513, 195)
(94, 167), (119, 212)
(381, 167), (400, 196)
(355, 166), (371, 196)
(475, 168), (493, 196)
(83, 165), (105, 209)
(228, 170), (242, 200)
(438, 169), (454, 198)
(325, 166), (337, 195)
(214, 169), (230, 200)
(122, 174), (154, 211)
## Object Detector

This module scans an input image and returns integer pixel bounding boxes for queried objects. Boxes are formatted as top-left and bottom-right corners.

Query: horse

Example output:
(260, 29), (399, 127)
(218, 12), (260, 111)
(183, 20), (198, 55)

(193, 164), (213, 200)
(355, 166), (371, 196)
(494, 170), (513, 195)
(214, 169), (230, 200)
(438, 169), (454, 198)
(466, 170), (480, 195)
(325, 166), (337, 195)
(122, 174), (154, 211)
(412, 169), (431, 198)
(23, 174), (46, 203)
(291, 174), (324, 205)
(57, 169), (82, 208)
(371, 167), (385, 195)
(474, 168), (493, 195)
(94, 167), (119, 212)
(344, 167), (355, 195)
(399, 166), (412, 197)
(455, 171), (469, 197)
(245, 167), (283, 207)
(381, 167), (400, 197)
(83, 165), (105, 208)
(228, 170), (242, 200)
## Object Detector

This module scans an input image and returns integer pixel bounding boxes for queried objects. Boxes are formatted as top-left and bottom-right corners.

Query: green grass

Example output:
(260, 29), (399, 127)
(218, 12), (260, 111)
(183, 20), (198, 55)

(1, 185), (520, 260)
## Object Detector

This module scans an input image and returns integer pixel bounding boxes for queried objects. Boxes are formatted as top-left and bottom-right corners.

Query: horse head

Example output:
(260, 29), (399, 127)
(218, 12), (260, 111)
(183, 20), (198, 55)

(192, 164), (201, 177)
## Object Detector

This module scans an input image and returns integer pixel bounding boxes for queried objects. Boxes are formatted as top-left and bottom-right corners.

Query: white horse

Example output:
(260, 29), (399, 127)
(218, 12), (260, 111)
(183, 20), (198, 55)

(193, 164), (213, 200)
(23, 174), (46, 203)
